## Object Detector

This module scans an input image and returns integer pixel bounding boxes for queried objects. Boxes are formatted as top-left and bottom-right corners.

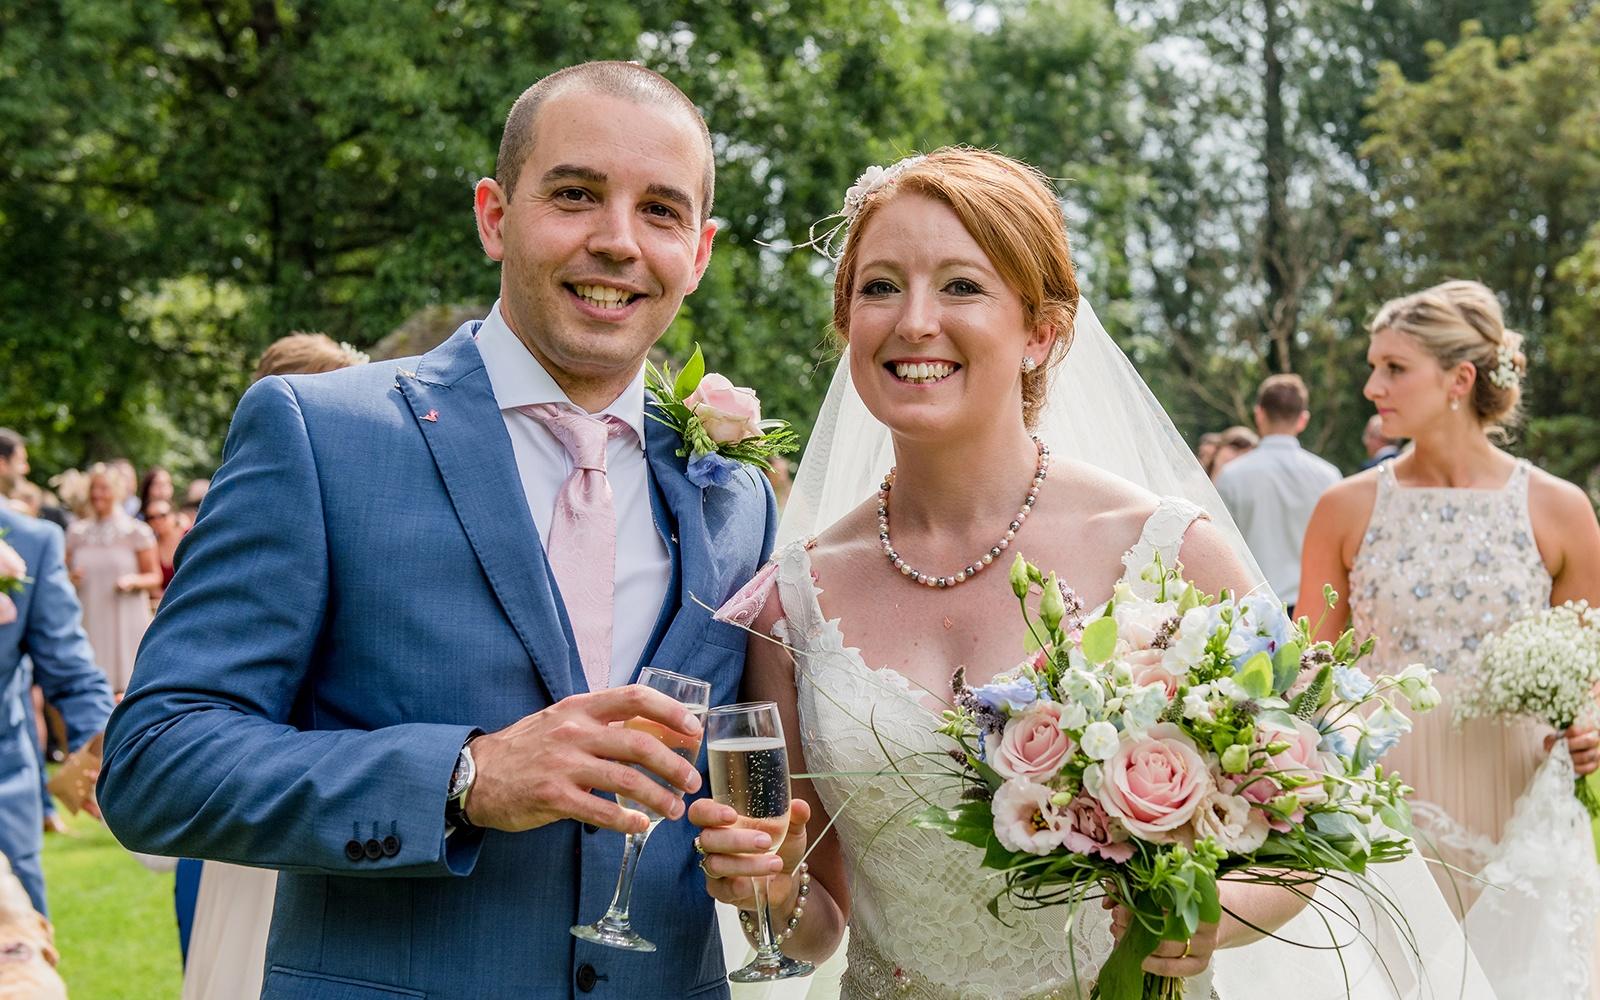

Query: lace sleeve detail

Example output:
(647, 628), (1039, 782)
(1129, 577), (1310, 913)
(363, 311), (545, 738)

(1121, 496), (1207, 582)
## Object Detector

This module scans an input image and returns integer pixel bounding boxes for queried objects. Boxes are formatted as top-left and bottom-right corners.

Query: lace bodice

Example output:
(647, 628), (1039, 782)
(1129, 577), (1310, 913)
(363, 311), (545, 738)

(1348, 459), (1550, 676)
(763, 498), (1213, 999)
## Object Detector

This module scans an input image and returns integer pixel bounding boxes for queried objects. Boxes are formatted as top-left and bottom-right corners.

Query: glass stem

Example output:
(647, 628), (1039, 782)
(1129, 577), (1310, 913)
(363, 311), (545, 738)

(751, 874), (783, 966)
(600, 822), (657, 928)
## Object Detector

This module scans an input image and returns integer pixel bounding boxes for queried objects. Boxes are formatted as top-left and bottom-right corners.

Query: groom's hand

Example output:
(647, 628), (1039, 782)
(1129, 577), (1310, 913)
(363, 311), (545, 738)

(465, 686), (704, 835)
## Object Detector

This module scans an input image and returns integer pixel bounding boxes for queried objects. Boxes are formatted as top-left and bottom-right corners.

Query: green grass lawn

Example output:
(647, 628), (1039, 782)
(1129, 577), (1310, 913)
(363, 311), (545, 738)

(39, 808), (183, 999)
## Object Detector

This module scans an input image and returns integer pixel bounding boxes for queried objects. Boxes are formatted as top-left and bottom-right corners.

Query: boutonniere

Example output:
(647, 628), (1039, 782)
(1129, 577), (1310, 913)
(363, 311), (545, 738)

(645, 346), (798, 489)
(0, 531), (29, 625)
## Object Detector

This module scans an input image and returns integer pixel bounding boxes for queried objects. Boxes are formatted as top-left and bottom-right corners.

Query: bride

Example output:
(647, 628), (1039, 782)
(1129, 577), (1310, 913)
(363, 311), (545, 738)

(693, 147), (1502, 999)
(691, 147), (1324, 997)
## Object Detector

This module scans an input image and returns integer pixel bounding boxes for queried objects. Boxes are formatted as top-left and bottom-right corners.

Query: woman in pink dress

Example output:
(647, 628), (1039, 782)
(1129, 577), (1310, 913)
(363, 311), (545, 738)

(66, 463), (161, 693)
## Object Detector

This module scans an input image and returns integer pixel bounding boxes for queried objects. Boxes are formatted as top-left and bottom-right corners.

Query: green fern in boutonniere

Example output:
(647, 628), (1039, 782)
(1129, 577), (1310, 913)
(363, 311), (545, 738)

(645, 346), (798, 488)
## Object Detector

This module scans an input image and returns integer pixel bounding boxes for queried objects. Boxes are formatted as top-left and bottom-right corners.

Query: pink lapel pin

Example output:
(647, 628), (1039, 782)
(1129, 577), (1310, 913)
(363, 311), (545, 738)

(423, 409), (439, 422)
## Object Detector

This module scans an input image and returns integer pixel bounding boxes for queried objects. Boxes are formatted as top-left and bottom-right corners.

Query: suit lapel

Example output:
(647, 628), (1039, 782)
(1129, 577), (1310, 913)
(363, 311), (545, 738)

(642, 411), (721, 669)
(396, 326), (578, 704)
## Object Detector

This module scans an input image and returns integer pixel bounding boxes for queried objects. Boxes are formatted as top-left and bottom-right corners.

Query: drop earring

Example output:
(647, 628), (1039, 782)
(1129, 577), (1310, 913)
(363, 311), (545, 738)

(1450, 397), (1460, 411)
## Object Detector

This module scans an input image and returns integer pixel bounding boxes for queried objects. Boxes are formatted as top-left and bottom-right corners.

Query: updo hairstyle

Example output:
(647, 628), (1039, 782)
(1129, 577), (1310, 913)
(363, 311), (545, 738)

(1369, 279), (1526, 433)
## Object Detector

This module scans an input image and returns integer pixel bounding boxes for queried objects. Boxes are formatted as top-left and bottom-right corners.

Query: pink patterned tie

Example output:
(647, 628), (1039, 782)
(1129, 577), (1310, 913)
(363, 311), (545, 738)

(521, 404), (631, 692)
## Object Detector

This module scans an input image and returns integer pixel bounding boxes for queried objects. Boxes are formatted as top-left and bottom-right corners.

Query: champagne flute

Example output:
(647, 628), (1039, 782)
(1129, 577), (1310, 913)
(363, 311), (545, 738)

(707, 701), (815, 982)
(571, 667), (710, 952)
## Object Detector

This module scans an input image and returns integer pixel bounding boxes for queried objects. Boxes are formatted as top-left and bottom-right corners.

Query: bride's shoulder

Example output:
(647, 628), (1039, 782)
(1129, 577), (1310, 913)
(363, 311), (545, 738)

(808, 496), (881, 570)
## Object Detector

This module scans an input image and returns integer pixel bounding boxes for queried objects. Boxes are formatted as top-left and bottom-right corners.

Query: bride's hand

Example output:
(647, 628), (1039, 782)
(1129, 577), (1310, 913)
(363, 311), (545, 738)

(688, 796), (811, 911)
(1104, 897), (1218, 978)
(1545, 725), (1600, 775)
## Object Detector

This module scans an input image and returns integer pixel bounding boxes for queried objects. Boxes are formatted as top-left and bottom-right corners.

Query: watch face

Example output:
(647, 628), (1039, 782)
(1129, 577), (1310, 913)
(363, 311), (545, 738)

(449, 752), (471, 798)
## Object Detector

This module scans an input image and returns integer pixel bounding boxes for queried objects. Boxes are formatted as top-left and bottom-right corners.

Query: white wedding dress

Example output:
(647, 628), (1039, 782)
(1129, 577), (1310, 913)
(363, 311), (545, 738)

(753, 500), (1217, 999)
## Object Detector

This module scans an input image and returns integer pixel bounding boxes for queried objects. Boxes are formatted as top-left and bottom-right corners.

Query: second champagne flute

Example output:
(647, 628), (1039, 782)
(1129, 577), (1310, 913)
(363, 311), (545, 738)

(570, 667), (710, 952)
(707, 701), (814, 983)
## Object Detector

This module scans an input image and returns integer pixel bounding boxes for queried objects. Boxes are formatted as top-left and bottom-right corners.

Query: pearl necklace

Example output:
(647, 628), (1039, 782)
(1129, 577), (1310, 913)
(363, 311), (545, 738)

(878, 436), (1050, 588)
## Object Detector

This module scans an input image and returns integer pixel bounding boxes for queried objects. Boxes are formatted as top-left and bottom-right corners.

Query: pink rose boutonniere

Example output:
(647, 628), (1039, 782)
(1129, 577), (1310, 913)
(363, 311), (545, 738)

(0, 534), (29, 626)
(644, 345), (798, 489)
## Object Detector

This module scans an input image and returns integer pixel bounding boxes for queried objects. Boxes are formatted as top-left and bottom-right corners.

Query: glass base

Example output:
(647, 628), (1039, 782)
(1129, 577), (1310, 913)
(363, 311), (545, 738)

(728, 954), (814, 983)
(571, 919), (656, 953)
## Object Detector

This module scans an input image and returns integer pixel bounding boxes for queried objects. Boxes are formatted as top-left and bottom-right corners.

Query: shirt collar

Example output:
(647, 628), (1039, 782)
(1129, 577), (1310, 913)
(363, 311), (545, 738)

(1258, 434), (1301, 449)
(475, 300), (648, 446)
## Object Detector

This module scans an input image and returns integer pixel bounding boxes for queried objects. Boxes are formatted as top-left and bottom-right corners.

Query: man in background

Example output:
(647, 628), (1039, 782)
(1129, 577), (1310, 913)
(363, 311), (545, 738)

(1215, 374), (1341, 615)
(1359, 413), (1402, 470)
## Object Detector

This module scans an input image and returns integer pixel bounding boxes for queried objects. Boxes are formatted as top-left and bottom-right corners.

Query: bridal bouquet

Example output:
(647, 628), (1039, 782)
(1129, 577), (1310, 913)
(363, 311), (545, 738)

(0, 532), (27, 626)
(915, 555), (1438, 1000)
(1453, 601), (1600, 819)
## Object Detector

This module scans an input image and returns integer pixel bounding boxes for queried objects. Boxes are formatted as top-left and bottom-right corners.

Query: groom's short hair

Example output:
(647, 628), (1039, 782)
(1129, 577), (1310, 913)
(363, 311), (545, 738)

(496, 61), (715, 220)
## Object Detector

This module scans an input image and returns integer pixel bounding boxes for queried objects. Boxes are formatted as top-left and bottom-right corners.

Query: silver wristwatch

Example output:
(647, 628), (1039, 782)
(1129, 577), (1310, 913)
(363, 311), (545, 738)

(445, 739), (477, 830)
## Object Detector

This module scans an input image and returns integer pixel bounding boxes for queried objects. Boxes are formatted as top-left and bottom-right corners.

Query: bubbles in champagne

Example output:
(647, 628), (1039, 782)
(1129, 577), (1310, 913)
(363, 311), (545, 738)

(708, 736), (791, 820)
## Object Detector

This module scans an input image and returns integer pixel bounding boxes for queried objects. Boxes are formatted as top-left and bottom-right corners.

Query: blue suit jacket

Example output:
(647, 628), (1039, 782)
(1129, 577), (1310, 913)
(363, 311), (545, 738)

(99, 325), (776, 999)
(0, 507), (115, 914)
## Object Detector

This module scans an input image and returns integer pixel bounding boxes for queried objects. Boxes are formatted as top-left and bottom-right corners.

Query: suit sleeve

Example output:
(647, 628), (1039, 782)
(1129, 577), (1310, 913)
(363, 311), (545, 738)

(97, 377), (483, 878)
(22, 524), (114, 749)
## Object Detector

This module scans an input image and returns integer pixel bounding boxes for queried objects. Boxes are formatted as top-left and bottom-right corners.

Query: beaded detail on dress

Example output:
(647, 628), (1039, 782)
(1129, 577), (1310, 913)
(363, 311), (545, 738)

(767, 498), (1213, 1000)
(1348, 460), (1549, 678)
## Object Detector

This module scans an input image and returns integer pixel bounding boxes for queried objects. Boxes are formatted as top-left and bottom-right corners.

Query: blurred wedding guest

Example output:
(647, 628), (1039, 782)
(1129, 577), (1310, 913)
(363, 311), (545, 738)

(1214, 374), (1340, 614)
(1196, 431), (1221, 473)
(110, 458), (140, 518)
(178, 478), (211, 532)
(1299, 278), (1600, 992)
(65, 464), (161, 694)
(1206, 424), (1258, 479)
(1359, 413), (1402, 470)
(138, 466), (175, 519)
(252, 331), (368, 382)
(143, 500), (182, 604)
(0, 429), (28, 498)
(2, 494), (115, 920)
(8, 479), (42, 517)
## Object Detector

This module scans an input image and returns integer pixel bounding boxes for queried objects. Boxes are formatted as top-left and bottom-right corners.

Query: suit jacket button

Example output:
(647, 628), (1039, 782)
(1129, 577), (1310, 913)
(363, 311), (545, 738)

(363, 838), (383, 860)
(582, 823), (598, 835)
(382, 835), (401, 857)
(575, 963), (598, 992)
(344, 840), (364, 862)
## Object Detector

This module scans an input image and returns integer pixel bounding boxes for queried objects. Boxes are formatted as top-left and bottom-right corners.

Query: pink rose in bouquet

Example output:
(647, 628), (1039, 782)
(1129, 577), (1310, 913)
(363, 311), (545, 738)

(986, 701), (1074, 782)
(0, 539), (25, 581)
(685, 374), (763, 444)
(1124, 649), (1182, 699)
(992, 780), (1065, 855)
(1061, 793), (1134, 862)
(1093, 723), (1211, 841)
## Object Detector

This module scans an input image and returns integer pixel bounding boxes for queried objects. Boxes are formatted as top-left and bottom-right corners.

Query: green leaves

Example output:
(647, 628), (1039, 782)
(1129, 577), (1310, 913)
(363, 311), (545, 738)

(1234, 651), (1274, 699)
(1081, 617), (1119, 665)
(673, 345), (706, 400)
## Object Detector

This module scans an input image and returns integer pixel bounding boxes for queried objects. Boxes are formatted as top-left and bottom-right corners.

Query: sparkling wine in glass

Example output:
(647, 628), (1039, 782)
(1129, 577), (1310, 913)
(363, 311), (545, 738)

(707, 701), (814, 983)
(571, 667), (710, 952)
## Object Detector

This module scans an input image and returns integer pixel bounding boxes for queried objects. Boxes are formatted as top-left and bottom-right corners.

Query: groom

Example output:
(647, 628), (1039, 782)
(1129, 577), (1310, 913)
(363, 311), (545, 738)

(99, 62), (775, 999)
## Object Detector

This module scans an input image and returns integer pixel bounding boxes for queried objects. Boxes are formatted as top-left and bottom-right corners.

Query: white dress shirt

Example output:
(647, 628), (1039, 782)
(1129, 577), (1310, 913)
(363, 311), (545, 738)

(1213, 434), (1342, 608)
(475, 301), (672, 687)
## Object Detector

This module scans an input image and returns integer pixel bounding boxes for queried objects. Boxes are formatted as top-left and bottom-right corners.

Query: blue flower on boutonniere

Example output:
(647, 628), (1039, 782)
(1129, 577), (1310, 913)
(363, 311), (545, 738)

(645, 346), (799, 489)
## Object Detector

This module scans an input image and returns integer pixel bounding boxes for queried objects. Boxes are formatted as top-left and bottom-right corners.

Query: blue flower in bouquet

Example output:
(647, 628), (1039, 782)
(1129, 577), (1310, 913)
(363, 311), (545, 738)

(1229, 594), (1294, 667)
(686, 451), (740, 488)
(1318, 727), (1354, 758)
(1355, 703), (1412, 769)
(1333, 666), (1377, 703)
(972, 674), (1039, 713)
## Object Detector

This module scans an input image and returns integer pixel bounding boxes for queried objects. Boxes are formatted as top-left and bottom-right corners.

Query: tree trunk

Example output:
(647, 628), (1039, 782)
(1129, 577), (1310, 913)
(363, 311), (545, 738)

(1261, 0), (1296, 373)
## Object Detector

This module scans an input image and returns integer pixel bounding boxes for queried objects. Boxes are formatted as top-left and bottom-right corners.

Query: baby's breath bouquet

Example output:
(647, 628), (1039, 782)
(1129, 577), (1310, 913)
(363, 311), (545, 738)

(915, 555), (1438, 1000)
(1454, 601), (1600, 818)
